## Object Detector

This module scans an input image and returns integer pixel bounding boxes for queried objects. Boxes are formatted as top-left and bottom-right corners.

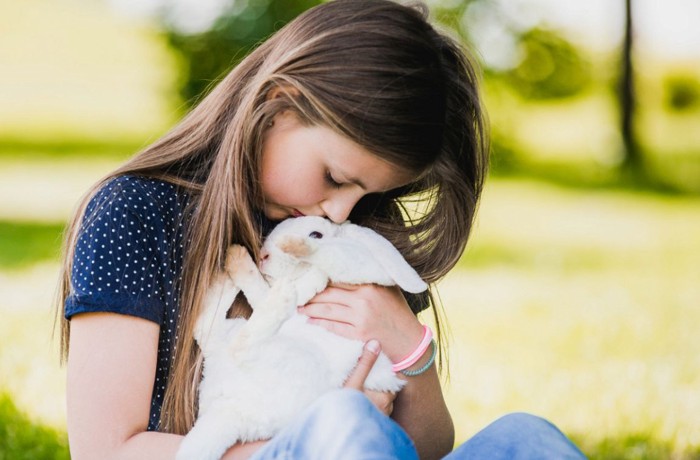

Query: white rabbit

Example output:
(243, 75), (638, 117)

(176, 216), (428, 460)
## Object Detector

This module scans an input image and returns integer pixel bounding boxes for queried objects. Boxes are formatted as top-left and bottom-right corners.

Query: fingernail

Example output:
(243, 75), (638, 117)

(366, 339), (380, 355)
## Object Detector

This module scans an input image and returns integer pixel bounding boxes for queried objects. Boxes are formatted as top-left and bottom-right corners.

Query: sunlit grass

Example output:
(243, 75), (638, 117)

(0, 156), (123, 222)
(437, 178), (700, 458)
(0, 264), (66, 429)
(0, 0), (179, 139)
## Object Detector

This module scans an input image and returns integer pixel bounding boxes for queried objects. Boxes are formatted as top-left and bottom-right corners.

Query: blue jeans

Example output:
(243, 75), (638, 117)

(251, 389), (587, 459)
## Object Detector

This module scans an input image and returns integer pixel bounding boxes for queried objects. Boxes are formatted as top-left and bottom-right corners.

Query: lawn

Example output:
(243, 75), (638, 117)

(435, 179), (700, 458)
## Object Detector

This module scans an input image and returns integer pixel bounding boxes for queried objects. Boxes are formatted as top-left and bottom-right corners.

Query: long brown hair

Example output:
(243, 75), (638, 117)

(56, 0), (488, 434)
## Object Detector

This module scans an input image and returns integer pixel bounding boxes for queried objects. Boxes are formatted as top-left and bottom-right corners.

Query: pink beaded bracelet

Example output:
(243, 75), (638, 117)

(392, 325), (434, 372)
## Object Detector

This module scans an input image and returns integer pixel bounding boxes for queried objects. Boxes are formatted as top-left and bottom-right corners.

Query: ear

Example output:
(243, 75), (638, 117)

(340, 223), (428, 294)
(266, 84), (300, 101)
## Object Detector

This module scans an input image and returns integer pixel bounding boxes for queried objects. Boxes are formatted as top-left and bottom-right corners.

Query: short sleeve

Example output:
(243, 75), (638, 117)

(65, 177), (169, 324)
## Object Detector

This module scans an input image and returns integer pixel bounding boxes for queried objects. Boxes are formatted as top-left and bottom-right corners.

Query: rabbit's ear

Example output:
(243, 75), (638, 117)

(341, 223), (427, 293)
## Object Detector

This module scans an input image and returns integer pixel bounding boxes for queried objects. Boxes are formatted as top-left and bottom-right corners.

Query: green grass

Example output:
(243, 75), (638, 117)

(0, 136), (143, 162)
(433, 178), (700, 458)
(0, 220), (65, 269)
(0, 394), (69, 460)
(576, 435), (700, 460)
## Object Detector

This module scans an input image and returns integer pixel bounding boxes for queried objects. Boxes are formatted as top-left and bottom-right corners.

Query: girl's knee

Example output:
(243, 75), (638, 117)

(490, 412), (558, 437)
(460, 412), (586, 459)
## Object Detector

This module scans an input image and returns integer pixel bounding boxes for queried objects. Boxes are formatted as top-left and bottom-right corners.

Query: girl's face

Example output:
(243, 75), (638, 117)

(260, 111), (415, 223)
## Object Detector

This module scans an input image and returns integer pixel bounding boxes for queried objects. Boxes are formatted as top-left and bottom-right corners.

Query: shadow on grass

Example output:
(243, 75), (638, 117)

(492, 161), (699, 197)
(0, 136), (142, 162)
(490, 140), (700, 196)
(0, 220), (65, 270)
(0, 393), (69, 460)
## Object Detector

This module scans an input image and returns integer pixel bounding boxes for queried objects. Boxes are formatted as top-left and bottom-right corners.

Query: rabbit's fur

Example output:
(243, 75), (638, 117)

(176, 216), (428, 460)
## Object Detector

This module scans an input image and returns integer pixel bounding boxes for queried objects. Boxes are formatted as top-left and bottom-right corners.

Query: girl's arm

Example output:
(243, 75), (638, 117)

(390, 351), (455, 460)
(300, 285), (455, 460)
(67, 312), (265, 460)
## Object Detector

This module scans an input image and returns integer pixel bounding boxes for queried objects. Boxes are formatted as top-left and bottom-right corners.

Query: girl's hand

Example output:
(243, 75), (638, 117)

(221, 440), (269, 460)
(299, 283), (424, 362)
(343, 340), (396, 416)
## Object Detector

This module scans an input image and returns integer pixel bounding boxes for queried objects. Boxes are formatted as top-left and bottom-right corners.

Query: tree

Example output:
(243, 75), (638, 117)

(163, 0), (320, 106)
(504, 28), (591, 101)
(619, 0), (641, 173)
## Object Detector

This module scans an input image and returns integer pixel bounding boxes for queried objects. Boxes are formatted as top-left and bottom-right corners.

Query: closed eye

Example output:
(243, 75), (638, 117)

(324, 170), (343, 189)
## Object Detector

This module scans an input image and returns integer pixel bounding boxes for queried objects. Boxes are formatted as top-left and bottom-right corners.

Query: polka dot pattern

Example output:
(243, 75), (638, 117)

(65, 175), (191, 430)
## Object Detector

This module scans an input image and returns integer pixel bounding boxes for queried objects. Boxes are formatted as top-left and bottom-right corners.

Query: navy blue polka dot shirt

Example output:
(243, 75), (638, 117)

(65, 175), (192, 430)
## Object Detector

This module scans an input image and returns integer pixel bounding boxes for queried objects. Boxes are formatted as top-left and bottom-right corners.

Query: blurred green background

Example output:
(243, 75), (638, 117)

(1, 0), (699, 458)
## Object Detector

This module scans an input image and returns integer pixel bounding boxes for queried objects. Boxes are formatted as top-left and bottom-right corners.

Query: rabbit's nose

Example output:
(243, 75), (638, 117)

(259, 250), (270, 267)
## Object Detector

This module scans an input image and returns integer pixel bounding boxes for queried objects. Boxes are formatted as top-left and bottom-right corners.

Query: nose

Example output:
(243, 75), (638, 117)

(259, 249), (270, 268)
(320, 194), (357, 224)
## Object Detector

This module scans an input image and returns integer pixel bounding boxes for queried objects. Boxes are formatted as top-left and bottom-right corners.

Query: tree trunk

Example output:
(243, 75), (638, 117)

(620, 0), (641, 172)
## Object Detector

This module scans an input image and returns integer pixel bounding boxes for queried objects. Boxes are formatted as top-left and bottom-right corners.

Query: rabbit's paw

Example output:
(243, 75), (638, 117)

(175, 435), (208, 460)
(226, 245), (256, 280)
(176, 417), (235, 460)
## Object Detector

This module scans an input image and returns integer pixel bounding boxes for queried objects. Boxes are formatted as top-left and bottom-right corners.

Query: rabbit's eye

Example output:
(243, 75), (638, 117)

(309, 231), (323, 239)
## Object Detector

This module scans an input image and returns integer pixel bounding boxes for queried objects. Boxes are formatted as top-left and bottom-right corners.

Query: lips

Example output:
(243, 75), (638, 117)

(292, 209), (305, 217)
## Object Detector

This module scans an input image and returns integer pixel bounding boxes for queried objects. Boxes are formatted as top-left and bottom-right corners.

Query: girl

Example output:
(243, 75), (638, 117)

(57, 0), (587, 459)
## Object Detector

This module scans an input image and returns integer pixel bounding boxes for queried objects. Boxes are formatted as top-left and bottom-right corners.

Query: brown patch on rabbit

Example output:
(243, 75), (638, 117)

(277, 236), (311, 257)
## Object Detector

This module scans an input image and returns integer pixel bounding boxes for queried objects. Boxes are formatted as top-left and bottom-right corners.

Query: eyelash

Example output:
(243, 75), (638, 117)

(324, 171), (342, 189)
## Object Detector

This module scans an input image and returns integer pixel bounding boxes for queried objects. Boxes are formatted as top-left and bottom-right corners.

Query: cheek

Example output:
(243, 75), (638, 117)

(260, 167), (283, 201)
(262, 162), (322, 205)
(261, 154), (292, 201)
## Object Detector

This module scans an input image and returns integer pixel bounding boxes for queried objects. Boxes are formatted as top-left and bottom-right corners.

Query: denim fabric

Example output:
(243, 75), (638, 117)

(251, 389), (586, 460)
(446, 412), (587, 459)
(251, 389), (418, 460)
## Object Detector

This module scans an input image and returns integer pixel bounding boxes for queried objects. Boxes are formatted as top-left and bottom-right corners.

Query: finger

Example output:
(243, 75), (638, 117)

(344, 340), (381, 390)
(299, 302), (355, 324)
(326, 282), (361, 290)
(307, 286), (358, 304)
(305, 318), (356, 339)
(364, 390), (396, 416)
